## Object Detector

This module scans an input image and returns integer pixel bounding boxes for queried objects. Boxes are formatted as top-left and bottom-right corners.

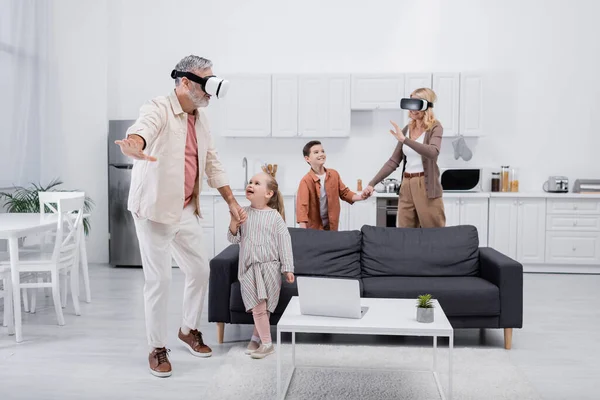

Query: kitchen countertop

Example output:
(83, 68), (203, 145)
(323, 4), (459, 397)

(374, 191), (600, 199)
(374, 191), (490, 198)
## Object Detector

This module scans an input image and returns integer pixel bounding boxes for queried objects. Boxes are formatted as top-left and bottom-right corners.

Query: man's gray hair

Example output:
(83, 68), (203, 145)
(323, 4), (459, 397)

(174, 55), (213, 86)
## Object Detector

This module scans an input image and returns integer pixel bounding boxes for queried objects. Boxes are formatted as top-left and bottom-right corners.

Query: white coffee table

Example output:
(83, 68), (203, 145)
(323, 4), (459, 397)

(276, 297), (454, 400)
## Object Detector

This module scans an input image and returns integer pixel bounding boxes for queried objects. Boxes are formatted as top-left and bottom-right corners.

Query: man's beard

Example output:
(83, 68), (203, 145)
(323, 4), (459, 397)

(189, 88), (209, 108)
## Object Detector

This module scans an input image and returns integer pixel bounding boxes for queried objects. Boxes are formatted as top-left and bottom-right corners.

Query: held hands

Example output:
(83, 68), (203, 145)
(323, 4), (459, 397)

(284, 272), (295, 284)
(362, 185), (375, 199)
(229, 202), (248, 225)
(389, 120), (406, 143)
(114, 136), (157, 161)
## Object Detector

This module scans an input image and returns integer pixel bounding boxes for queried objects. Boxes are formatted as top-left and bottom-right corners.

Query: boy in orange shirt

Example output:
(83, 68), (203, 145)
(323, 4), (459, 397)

(296, 140), (368, 231)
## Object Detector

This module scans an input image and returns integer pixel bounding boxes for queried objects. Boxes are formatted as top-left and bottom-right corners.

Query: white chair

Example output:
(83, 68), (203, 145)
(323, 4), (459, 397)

(1, 195), (84, 329)
(26, 191), (91, 313)
(0, 265), (15, 335)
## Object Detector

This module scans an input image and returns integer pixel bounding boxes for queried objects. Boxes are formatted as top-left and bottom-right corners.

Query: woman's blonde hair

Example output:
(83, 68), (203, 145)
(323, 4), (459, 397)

(409, 87), (438, 131)
(265, 174), (285, 221)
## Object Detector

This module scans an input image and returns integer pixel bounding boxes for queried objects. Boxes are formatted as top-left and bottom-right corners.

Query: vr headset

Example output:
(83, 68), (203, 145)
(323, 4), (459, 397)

(170, 70), (230, 99)
(400, 98), (433, 111)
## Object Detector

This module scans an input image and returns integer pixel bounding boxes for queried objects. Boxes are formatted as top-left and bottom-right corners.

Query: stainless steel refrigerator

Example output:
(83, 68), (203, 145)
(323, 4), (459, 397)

(107, 120), (142, 267)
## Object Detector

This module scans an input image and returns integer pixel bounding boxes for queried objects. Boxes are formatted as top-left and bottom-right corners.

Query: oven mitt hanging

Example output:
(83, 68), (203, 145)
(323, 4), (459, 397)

(452, 135), (473, 161)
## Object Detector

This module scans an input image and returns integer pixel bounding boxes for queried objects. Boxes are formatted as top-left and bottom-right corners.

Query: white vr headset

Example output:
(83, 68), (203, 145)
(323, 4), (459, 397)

(170, 70), (230, 99)
(400, 98), (434, 111)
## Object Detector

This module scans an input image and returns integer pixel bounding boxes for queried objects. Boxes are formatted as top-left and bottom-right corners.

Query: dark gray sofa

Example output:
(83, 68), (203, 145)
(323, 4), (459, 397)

(208, 225), (523, 349)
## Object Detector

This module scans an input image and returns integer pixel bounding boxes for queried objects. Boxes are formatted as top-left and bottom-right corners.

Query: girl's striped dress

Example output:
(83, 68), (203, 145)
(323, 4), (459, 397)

(227, 206), (294, 312)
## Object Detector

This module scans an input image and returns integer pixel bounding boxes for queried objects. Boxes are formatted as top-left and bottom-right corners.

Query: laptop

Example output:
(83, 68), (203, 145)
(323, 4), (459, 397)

(297, 276), (368, 319)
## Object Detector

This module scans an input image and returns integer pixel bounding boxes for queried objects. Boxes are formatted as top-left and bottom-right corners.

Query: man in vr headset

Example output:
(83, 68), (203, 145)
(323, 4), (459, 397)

(115, 55), (242, 378)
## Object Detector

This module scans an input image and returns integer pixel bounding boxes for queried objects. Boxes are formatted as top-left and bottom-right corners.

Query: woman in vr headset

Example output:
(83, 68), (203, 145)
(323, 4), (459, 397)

(364, 88), (446, 228)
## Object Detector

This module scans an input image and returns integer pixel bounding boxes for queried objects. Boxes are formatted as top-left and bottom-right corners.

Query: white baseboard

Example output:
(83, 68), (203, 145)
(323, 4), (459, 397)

(523, 264), (600, 274)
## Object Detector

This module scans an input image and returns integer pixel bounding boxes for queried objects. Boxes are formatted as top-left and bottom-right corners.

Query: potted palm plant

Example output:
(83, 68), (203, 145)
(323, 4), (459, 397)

(416, 294), (435, 323)
(0, 178), (94, 242)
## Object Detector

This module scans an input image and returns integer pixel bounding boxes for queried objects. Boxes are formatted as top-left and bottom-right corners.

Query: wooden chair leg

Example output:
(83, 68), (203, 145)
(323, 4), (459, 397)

(504, 328), (513, 350)
(217, 322), (225, 344)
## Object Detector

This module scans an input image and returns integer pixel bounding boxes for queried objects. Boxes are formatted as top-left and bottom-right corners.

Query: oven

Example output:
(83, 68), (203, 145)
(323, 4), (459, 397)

(376, 197), (399, 227)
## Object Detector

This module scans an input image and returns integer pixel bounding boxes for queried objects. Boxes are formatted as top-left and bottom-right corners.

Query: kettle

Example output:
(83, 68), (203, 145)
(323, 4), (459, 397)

(377, 178), (400, 193)
(543, 176), (569, 193)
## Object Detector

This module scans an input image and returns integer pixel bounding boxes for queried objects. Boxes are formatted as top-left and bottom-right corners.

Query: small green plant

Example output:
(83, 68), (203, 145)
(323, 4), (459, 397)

(0, 178), (95, 235)
(416, 294), (434, 309)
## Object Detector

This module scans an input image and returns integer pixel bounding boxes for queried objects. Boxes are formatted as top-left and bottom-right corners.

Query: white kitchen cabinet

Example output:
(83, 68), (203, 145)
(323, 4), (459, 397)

(347, 197), (377, 230)
(338, 201), (351, 231)
(444, 197), (488, 246)
(488, 198), (518, 259)
(283, 195), (296, 228)
(459, 73), (484, 136)
(404, 73), (433, 95)
(432, 73), (460, 136)
(461, 198), (489, 246)
(214, 74), (272, 137)
(351, 74), (404, 110)
(299, 75), (351, 137)
(489, 198), (546, 263)
(442, 198), (461, 227)
(272, 75), (298, 137)
(545, 231), (600, 264)
(516, 199), (547, 263)
(545, 198), (600, 266)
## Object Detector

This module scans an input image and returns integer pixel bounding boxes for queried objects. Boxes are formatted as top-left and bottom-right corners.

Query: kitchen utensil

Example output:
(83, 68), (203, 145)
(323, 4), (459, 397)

(543, 176), (569, 193)
(573, 179), (600, 193)
(378, 178), (400, 193)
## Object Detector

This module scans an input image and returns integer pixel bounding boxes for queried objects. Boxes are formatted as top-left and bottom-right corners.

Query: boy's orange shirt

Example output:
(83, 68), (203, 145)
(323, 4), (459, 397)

(296, 168), (356, 231)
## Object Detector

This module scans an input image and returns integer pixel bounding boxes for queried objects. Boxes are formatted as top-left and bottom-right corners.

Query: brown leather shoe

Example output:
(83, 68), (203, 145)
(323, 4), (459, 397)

(148, 347), (172, 378)
(178, 328), (212, 357)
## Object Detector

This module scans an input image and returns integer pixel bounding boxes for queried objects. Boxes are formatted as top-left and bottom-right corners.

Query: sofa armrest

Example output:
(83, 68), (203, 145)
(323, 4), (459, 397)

(479, 247), (523, 328)
(208, 244), (240, 324)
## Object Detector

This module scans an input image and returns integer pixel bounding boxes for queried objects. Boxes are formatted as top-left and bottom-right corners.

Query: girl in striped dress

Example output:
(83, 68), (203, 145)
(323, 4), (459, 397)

(227, 172), (295, 359)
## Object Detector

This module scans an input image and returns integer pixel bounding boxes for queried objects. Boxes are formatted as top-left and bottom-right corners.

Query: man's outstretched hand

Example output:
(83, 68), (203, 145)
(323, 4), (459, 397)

(114, 135), (157, 161)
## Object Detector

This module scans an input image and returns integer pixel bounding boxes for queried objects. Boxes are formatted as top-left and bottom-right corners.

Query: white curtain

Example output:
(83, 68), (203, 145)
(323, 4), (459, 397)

(0, 0), (48, 188)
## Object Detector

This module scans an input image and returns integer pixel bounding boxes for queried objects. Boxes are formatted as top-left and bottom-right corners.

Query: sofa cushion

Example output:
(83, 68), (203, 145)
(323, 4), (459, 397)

(362, 276), (500, 317)
(289, 228), (362, 279)
(361, 225), (480, 277)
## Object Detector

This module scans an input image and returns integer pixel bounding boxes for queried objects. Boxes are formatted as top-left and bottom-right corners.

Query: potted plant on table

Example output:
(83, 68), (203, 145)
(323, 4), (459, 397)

(0, 178), (94, 244)
(416, 294), (435, 323)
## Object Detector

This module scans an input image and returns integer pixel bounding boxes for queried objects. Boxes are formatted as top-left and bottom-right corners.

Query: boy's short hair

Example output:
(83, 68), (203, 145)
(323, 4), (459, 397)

(302, 140), (322, 158)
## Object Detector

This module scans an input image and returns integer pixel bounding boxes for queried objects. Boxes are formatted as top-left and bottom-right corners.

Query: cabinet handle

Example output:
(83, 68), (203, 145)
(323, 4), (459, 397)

(455, 200), (459, 205)
(572, 246), (577, 252)
(574, 205), (578, 210)
(573, 221), (578, 226)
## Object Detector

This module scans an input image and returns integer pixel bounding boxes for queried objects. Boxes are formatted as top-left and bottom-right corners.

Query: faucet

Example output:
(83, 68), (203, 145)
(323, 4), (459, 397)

(242, 157), (248, 189)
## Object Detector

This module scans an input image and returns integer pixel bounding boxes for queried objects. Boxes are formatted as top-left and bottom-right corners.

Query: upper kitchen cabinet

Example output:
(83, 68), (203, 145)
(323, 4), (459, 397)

(350, 74), (404, 110)
(298, 75), (351, 137)
(459, 73), (484, 136)
(272, 75), (298, 137)
(432, 73), (460, 136)
(213, 74), (272, 137)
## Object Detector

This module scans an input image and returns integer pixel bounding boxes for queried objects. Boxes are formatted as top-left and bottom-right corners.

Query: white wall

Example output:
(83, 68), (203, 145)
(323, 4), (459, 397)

(48, 0), (600, 262)
(45, 0), (108, 263)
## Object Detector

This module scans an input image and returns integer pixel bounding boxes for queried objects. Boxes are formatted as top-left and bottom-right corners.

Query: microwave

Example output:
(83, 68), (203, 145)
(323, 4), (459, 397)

(440, 168), (482, 192)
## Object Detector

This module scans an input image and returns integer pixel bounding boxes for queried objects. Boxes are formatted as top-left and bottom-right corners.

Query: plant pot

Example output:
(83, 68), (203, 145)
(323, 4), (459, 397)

(416, 307), (434, 323)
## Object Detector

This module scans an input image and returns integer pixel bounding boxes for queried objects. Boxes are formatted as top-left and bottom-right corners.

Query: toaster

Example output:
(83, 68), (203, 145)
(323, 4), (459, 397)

(543, 176), (569, 193)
